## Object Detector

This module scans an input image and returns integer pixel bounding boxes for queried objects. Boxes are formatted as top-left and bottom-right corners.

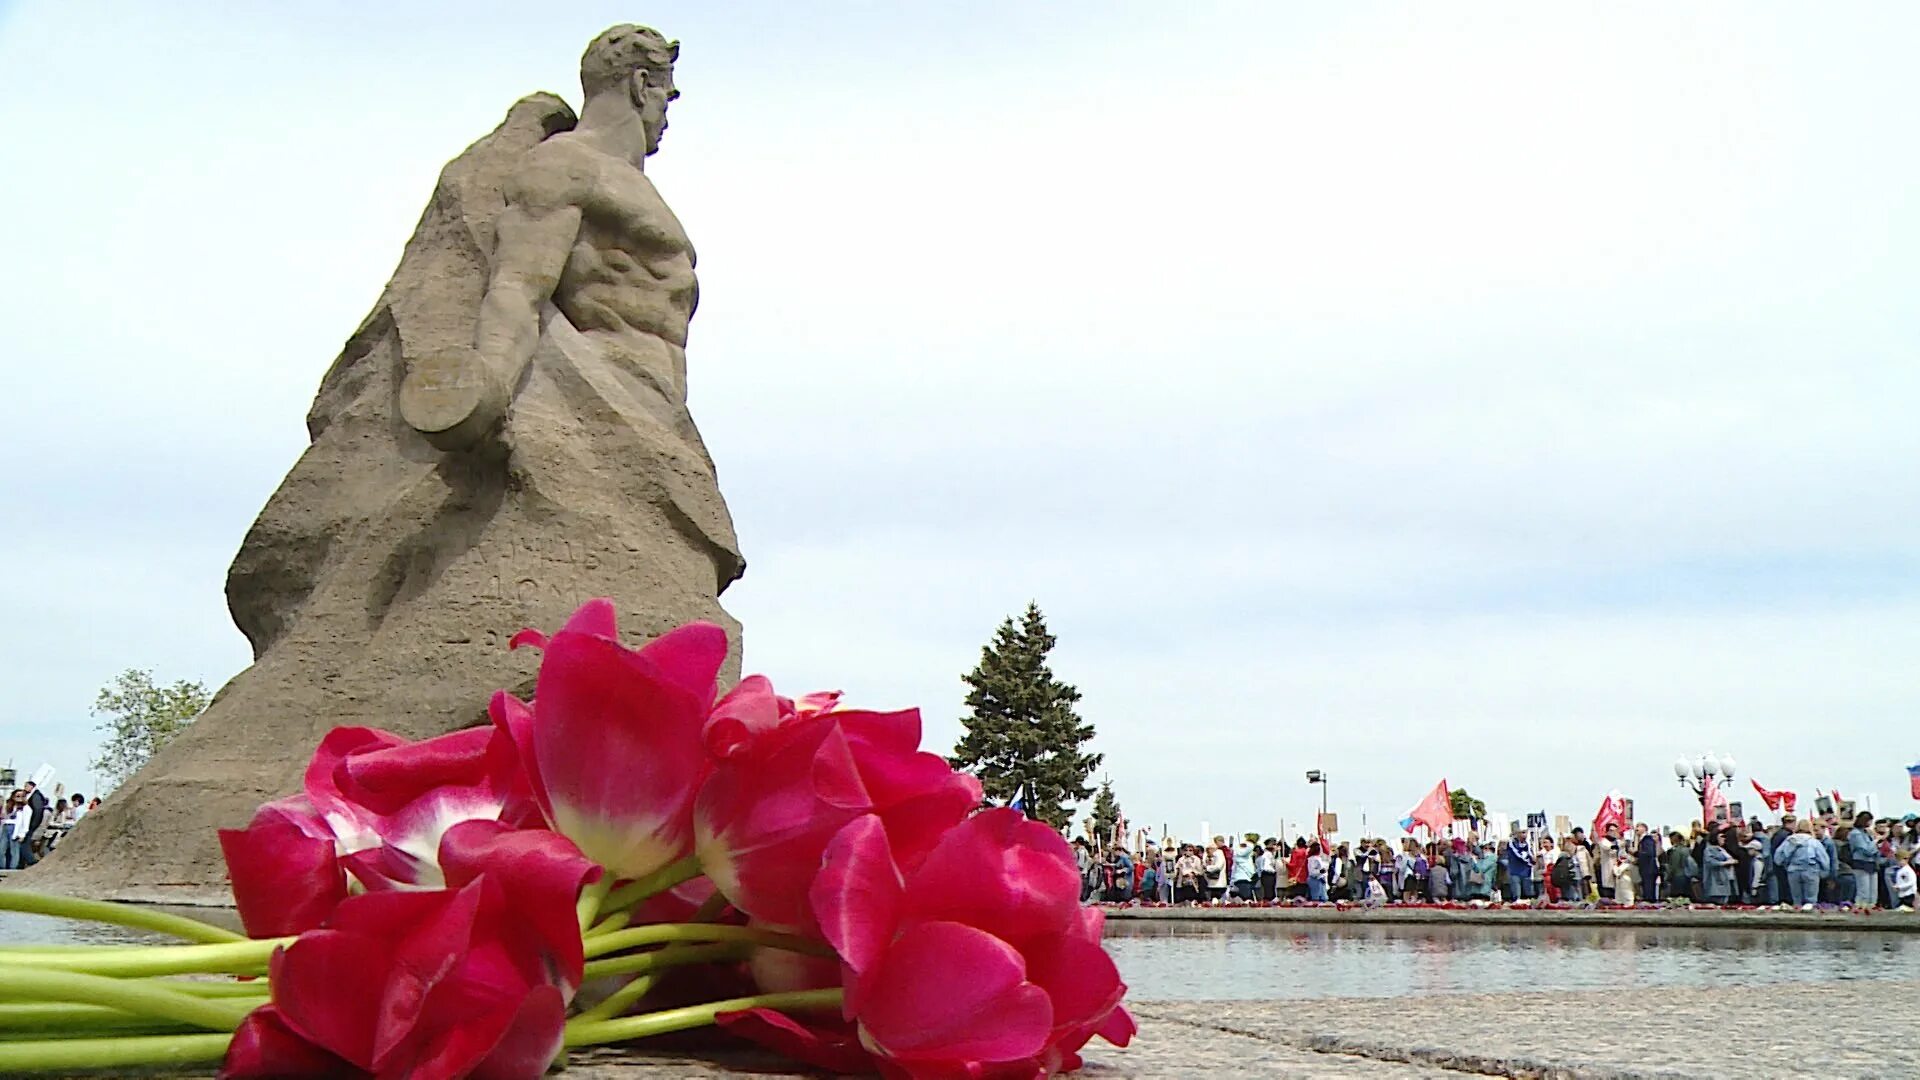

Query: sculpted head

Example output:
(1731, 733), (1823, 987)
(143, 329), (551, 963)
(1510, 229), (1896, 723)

(581, 24), (679, 155)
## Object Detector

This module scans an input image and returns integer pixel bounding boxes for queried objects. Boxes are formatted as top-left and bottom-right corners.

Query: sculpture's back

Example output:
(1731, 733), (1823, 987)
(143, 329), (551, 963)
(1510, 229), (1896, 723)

(28, 31), (746, 902)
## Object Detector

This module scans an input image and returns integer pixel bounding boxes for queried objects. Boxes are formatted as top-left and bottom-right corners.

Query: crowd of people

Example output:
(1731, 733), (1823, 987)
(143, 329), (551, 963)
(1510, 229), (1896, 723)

(1073, 812), (1920, 912)
(1, 783), (96, 870)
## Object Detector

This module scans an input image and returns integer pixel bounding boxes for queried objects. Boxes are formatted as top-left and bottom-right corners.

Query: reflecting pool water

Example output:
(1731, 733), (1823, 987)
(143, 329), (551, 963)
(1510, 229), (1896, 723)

(7, 909), (1916, 1004)
(0, 906), (241, 947)
(1105, 921), (1920, 1001)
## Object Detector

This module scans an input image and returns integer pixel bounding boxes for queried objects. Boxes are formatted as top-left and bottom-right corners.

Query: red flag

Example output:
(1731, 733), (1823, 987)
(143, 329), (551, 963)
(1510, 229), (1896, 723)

(1702, 776), (1728, 824)
(1908, 764), (1920, 800)
(1592, 791), (1630, 836)
(1751, 779), (1796, 813)
(1406, 780), (1453, 834)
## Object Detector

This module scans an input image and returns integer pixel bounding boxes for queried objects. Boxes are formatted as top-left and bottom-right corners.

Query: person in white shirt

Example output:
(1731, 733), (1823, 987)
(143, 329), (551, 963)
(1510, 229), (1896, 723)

(2, 791), (32, 870)
(1892, 853), (1916, 910)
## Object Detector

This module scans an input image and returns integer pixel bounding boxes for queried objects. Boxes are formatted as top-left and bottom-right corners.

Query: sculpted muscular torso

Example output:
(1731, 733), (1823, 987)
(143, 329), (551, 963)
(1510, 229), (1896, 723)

(400, 26), (698, 450)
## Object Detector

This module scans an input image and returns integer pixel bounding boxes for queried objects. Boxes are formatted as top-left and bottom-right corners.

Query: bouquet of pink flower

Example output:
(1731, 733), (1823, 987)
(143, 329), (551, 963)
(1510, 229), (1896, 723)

(0, 600), (1134, 1078)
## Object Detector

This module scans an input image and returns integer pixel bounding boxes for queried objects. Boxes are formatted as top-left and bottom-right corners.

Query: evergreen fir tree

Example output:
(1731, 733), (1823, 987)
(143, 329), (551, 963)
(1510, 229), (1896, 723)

(1089, 777), (1122, 843)
(951, 602), (1101, 832)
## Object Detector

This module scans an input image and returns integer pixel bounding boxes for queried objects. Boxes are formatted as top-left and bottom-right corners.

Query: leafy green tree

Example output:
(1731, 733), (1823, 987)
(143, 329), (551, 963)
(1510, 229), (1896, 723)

(90, 669), (210, 790)
(951, 603), (1101, 831)
(1449, 787), (1488, 821)
(1089, 777), (1122, 843)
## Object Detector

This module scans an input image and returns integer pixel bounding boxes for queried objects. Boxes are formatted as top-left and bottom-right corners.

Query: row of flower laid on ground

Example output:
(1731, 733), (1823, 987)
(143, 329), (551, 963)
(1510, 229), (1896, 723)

(0, 599), (1133, 1078)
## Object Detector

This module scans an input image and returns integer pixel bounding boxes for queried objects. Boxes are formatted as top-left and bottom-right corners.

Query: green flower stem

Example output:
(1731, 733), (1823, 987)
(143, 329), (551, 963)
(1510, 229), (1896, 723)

(581, 941), (747, 982)
(0, 969), (254, 1032)
(585, 909), (631, 938)
(576, 876), (613, 936)
(563, 988), (843, 1049)
(0, 892), (245, 945)
(0, 938), (287, 978)
(0, 941), (153, 949)
(0, 1002), (203, 1039)
(582, 923), (835, 961)
(148, 979), (270, 998)
(0, 1003), (139, 1026)
(0, 1032), (232, 1073)
(572, 973), (657, 1024)
(601, 856), (703, 913)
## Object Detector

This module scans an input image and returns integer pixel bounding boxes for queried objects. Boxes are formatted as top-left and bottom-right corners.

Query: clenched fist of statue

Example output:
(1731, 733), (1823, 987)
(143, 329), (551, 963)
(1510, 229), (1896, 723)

(399, 348), (514, 452)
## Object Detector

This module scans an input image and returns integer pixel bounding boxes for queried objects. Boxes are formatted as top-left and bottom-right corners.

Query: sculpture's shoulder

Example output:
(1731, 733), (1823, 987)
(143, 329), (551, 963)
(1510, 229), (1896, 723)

(308, 94), (578, 436)
(502, 134), (616, 214)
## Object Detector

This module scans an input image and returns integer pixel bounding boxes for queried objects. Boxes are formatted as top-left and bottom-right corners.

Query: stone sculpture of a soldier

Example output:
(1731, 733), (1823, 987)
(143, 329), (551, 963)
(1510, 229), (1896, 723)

(32, 25), (746, 902)
(401, 25), (704, 457)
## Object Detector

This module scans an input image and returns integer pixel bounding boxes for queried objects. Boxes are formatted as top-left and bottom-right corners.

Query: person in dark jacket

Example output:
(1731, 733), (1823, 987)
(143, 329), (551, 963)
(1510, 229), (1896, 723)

(1633, 824), (1661, 903)
(21, 782), (48, 867)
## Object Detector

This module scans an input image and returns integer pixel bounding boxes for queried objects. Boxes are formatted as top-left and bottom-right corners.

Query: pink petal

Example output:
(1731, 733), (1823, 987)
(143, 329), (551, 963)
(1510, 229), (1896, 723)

(832, 708), (923, 756)
(270, 931), (391, 1068)
(1022, 933), (1128, 1051)
(1096, 1005), (1137, 1048)
(530, 629), (719, 877)
(334, 727), (496, 816)
(303, 728), (406, 808)
(506, 628), (548, 651)
(716, 1008), (875, 1074)
(878, 776), (986, 876)
(488, 692), (553, 825)
(703, 675), (790, 760)
(219, 800), (348, 937)
(300, 728), (402, 848)
(219, 1005), (358, 1079)
(339, 845), (433, 891)
(627, 620), (731, 704)
(900, 810), (1080, 947)
(810, 816), (903, 977)
(792, 690), (845, 718)
(438, 820), (600, 989)
(856, 921), (1052, 1064)
(560, 597), (619, 639)
(808, 721), (878, 812)
(364, 886), (487, 1068)
(468, 985), (567, 1080)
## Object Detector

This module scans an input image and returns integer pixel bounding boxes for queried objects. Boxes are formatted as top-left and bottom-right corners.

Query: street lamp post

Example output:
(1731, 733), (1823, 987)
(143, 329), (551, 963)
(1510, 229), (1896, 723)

(1672, 752), (1737, 823)
(1306, 770), (1327, 832)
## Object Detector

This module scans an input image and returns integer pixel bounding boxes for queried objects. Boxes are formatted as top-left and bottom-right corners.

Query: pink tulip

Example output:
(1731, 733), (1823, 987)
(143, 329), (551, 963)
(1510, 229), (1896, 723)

(491, 599), (728, 880)
(219, 822), (599, 1079)
(721, 810), (1133, 1077)
(693, 693), (981, 936)
(219, 725), (534, 938)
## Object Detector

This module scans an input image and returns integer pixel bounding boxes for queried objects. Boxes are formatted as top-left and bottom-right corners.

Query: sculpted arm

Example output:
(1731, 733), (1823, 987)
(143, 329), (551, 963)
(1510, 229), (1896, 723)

(474, 197), (583, 400)
(399, 160), (583, 450)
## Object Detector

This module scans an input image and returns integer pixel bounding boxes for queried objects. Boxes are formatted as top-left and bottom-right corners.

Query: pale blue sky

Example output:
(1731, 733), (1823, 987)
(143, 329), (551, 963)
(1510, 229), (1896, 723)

(1, 2), (1914, 835)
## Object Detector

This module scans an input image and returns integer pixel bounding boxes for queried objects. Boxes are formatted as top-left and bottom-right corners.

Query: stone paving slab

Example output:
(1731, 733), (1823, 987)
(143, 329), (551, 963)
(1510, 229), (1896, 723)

(559, 979), (1920, 1078)
(559, 1011), (1457, 1078)
(1159, 980), (1920, 1079)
